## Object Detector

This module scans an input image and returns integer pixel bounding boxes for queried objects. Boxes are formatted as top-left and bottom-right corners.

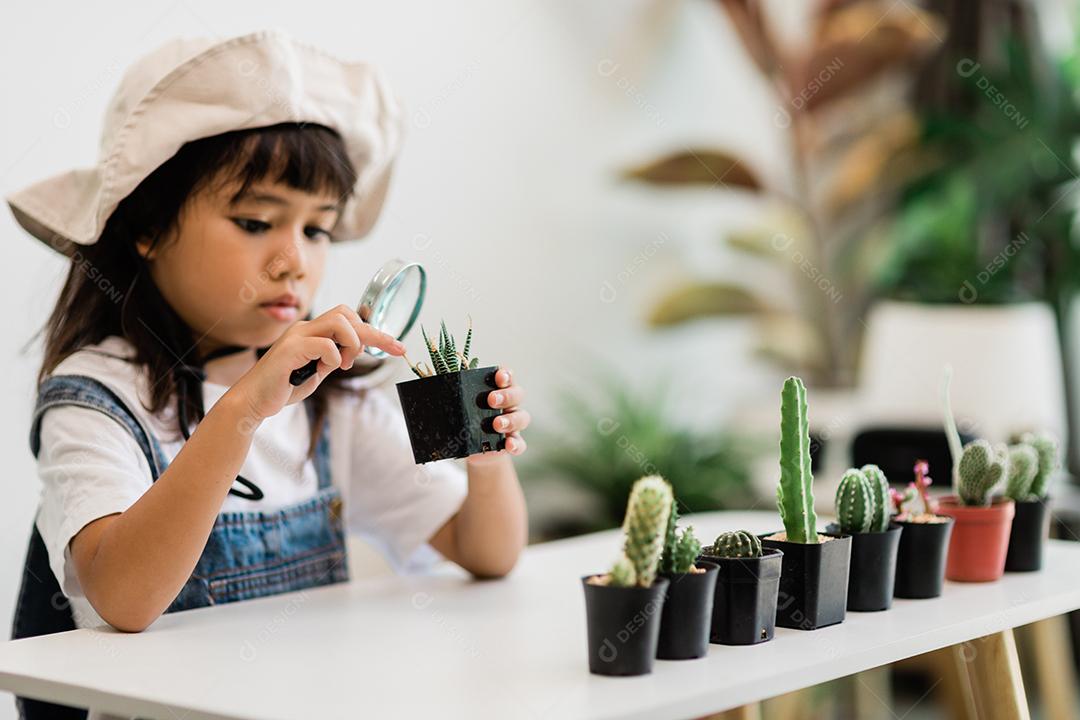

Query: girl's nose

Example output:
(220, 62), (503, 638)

(270, 226), (308, 280)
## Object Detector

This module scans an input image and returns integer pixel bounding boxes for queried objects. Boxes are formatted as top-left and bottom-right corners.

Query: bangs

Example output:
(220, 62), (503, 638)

(200, 123), (358, 207)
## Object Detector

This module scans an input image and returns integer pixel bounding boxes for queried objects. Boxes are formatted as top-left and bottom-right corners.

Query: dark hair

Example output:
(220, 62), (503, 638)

(36, 122), (383, 457)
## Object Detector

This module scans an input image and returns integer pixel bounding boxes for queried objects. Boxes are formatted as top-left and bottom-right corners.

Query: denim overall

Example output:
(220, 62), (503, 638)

(12, 374), (350, 719)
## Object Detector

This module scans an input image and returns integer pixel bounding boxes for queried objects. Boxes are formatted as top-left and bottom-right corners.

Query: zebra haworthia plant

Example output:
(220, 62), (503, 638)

(606, 476), (674, 588)
(835, 465), (890, 534)
(405, 317), (480, 379)
(777, 376), (818, 543)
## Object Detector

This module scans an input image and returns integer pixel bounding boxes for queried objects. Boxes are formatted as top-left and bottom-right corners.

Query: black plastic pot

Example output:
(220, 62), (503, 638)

(698, 548), (783, 645)
(1005, 498), (1050, 572)
(396, 366), (504, 463)
(893, 516), (954, 599)
(582, 576), (669, 676)
(656, 561), (718, 660)
(845, 524), (902, 612)
(760, 531), (850, 630)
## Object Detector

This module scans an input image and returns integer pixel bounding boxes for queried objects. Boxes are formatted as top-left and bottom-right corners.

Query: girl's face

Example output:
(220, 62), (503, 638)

(141, 177), (341, 353)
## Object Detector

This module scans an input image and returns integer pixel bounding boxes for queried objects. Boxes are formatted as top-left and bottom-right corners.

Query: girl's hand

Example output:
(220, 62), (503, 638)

(230, 304), (405, 422)
(470, 367), (530, 463)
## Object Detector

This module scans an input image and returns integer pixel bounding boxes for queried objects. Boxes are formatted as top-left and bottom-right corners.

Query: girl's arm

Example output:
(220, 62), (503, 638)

(429, 367), (529, 577)
(68, 390), (263, 632)
(69, 306), (404, 632)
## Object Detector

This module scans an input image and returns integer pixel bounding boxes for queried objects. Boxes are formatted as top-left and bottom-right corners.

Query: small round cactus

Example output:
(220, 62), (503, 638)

(836, 465), (891, 533)
(836, 468), (874, 533)
(707, 530), (762, 558)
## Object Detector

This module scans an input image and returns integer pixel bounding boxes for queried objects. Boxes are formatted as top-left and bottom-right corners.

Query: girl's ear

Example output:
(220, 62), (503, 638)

(135, 237), (156, 260)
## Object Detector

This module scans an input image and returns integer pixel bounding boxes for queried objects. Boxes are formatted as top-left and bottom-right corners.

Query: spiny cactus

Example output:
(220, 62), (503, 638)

(609, 554), (637, 587)
(1021, 431), (1059, 499)
(861, 464), (890, 531)
(836, 466), (891, 534)
(658, 497), (702, 575)
(706, 530), (763, 558)
(405, 317), (480, 378)
(608, 476), (673, 587)
(1005, 443), (1039, 501)
(942, 367), (1008, 507)
(777, 376), (818, 543)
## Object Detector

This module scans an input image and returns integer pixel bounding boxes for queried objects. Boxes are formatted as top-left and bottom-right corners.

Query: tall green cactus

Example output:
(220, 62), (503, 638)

(777, 377), (818, 543)
(835, 465), (890, 534)
(1005, 443), (1039, 501)
(942, 367), (1008, 507)
(707, 530), (762, 558)
(608, 476), (673, 587)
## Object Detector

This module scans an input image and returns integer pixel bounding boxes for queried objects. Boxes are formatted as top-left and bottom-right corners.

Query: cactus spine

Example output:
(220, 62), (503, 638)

(942, 367), (1008, 507)
(836, 465), (891, 534)
(707, 530), (763, 558)
(777, 376), (818, 543)
(608, 476), (673, 587)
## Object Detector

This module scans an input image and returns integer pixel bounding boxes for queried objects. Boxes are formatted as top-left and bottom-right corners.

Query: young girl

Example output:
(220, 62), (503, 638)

(9, 29), (529, 671)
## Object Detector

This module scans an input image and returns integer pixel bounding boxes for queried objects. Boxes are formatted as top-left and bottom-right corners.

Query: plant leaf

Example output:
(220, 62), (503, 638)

(791, 2), (943, 113)
(715, 0), (779, 77)
(648, 282), (769, 326)
(623, 150), (761, 191)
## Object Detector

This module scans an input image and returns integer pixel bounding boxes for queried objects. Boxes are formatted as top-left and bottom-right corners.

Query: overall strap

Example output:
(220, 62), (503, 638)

(29, 374), (166, 478)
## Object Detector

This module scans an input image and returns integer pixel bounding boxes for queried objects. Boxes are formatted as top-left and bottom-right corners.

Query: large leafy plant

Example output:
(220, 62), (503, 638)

(626, 0), (943, 385)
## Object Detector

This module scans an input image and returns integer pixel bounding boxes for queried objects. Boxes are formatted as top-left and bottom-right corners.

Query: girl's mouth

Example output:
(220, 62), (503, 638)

(259, 293), (301, 322)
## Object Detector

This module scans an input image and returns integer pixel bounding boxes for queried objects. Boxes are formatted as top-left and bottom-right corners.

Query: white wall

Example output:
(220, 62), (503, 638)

(0, 1), (782, 713)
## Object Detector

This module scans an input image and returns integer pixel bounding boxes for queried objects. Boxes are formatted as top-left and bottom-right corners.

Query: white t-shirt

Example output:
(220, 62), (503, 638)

(34, 336), (468, 630)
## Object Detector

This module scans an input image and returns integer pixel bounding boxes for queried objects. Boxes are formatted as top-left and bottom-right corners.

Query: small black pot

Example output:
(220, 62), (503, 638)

(1005, 498), (1050, 572)
(396, 366), (504, 463)
(698, 548), (782, 645)
(582, 576), (669, 676)
(656, 561), (718, 660)
(843, 524), (903, 612)
(760, 531), (850, 631)
(893, 516), (954, 599)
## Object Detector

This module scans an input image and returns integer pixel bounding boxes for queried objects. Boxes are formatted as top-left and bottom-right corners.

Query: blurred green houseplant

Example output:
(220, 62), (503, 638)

(527, 377), (759, 536)
(626, 0), (943, 386)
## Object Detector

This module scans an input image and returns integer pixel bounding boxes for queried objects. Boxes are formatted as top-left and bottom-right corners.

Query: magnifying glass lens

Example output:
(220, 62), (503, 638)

(288, 259), (426, 386)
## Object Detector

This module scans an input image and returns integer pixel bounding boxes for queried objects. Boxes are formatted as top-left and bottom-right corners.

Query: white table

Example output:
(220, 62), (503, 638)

(1, 511), (1078, 720)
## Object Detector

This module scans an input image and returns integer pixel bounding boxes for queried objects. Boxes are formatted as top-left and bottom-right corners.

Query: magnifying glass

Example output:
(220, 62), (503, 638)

(289, 258), (427, 386)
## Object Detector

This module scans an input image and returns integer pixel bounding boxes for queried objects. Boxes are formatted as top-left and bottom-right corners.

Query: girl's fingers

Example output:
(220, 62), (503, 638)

(333, 303), (405, 357)
(300, 337), (342, 377)
(495, 368), (513, 388)
(493, 409), (531, 434)
(504, 432), (526, 455)
(488, 385), (524, 409)
(325, 313), (362, 368)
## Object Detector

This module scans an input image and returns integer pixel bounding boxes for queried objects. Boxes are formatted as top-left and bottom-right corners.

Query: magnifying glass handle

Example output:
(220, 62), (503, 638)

(289, 344), (343, 386)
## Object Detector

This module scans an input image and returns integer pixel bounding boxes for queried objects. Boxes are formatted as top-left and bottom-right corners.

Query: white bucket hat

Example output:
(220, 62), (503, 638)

(6, 29), (404, 257)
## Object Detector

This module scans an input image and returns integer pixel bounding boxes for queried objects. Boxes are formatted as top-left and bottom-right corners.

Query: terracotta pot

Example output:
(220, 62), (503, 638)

(937, 496), (1015, 582)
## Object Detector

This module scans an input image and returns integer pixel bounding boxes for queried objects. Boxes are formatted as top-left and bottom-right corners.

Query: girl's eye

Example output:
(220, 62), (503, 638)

(232, 218), (271, 235)
(304, 226), (332, 242)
